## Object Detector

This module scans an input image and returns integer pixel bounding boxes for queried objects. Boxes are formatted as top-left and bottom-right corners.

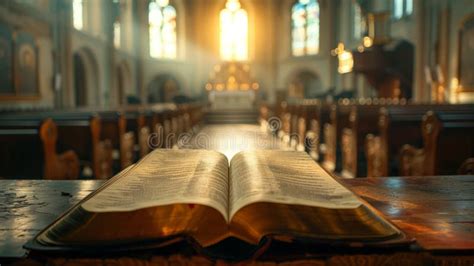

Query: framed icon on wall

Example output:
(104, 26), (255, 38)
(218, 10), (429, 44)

(458, 15), (474, 92)
(14, 31), (39, 96)
(0, 24), (13, 94)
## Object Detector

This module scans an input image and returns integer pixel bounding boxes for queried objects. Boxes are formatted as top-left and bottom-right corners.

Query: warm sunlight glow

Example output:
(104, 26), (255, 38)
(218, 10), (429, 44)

(363, 36), (373, 47)
(332, 43), (353, 74)
(338, 51), (354, 74)
(451, 78), (459, 90)
(73, 0), (84, 30)
(220, 0), (248, 61)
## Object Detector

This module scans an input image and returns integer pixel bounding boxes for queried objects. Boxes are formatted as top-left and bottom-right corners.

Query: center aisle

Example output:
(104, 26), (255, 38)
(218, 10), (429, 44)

(180, 124), (286, 160)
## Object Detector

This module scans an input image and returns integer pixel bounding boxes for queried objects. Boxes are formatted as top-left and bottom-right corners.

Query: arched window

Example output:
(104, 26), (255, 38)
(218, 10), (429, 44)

(291, 0), (320, 57)
(113, 0), (121, 48)
(220, 0), (248, 61)
(114, 20), (121, 48)
(353, 2), (363, 39)
(73, 0), (84, 30)
(393, 0), (413, 20)
(149, 0), (177, 59)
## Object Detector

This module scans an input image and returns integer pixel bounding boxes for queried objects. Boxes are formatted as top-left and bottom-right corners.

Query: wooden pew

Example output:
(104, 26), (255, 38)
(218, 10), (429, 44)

(90, 110), (135, 171)
(49, 111), (113, 179)
(0, 103), (204, 179)
(148, 104), (168, 149)
(458, 158), (474, 174)
(366, 104), (474, 177)
(322, 98), (407, 176)
(300, 100), (323, 160)
(278, 101), (291, 144)
(40, 119), (80, 180)
(293, 104), (305, 151)
(400, 109), (474, 176)
(147, 103), (196, 149)
(0, 116), (46, 179)
(321, 102), (352, 173)
(315, 101), (332, 162)
(258, 102), (275, 134)
(0, 115), (80, 179)
(294, 100), (319, 153)
(340, 104), (392, 178)
(288, 104), (299, 149)
(177, 103), (203, 137)
(120, 106), (152, 159)
(186, 103), (204, 133)
(163, 109), (176, 148)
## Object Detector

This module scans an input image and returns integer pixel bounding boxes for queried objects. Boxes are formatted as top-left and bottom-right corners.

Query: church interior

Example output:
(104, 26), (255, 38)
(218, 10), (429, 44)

(0, 0), (474, 264)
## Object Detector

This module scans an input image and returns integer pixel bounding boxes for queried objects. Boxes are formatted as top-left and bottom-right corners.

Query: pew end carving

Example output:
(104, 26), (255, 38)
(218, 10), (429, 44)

(118, 115), (136, 169)
(322, 122), (336, 172)
(90, 116), (113, 179)
(297, 116), (306, 151)
(399, 111), (442, 176)
(365, 134), (385, 177)
(458, 158), (474, 174)
(39, 119), (80, 180)
(341, 128), (356, 179)
(305, 119), (320, 160)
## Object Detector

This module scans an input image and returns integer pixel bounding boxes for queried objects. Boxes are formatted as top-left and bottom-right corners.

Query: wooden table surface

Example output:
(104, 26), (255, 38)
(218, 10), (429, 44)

(343, 175), (474, 251)
(0, 180), (104, 259)
(1, 175), (473, 261)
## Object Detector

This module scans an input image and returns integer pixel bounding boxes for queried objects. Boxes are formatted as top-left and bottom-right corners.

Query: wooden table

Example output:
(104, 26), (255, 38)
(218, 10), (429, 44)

(344, 175), (474, 252)
(1, 176), (473, 265)
(0, 180), (103, 261)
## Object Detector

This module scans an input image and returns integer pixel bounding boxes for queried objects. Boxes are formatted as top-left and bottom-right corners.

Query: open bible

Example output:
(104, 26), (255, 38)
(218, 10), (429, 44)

(26, 149), (407, 258)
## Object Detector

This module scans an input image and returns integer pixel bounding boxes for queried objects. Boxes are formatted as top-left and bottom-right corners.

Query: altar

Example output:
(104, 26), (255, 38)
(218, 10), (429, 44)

(208, 90), (256, 110)
(205, 61), (260, 110)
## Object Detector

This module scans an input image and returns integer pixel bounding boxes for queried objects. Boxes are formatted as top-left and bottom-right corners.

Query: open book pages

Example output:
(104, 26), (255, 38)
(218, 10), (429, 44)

(27, 149), (405, 253)
(82, 149), (231, 221)
(229, 150), (361, 219)
(83, 149), (362, 223)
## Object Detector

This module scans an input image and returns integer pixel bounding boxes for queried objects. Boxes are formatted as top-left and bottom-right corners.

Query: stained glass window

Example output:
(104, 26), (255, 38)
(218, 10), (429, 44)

(405, 0), (413, 16)
(393, 0), (413, 19)
(73, 0), (84, 30)
(220, 0), (248, 61)
(291, 0), (319, 56)
(149, 0), (177, 59)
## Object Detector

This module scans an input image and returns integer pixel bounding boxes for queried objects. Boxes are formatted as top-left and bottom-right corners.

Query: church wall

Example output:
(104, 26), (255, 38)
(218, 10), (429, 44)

(446, 0), (474, 103)
(138, 0), (197, 102)
(113, 52), (138, 105)
(1, 0), (473, 109)
(364, 0), (474, 103)
(274, 0), (337, 101)
(139, 0), (281, 103)
(70, 31), (109, 107)
(0, 1), (55, 111)
(334, 0), (361, 96)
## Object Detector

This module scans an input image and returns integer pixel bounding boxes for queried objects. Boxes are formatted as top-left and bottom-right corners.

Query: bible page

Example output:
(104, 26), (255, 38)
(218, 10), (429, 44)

(82, 149), (230, 221)
(229, 150), (361, 219)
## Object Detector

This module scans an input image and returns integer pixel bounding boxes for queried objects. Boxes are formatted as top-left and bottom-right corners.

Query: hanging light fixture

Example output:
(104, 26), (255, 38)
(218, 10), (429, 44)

(331, 43), (354, 74)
